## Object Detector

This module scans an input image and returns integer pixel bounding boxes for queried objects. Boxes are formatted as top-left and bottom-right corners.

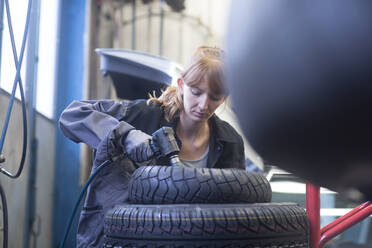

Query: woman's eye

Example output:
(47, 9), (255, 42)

(191, 89), (201, 95)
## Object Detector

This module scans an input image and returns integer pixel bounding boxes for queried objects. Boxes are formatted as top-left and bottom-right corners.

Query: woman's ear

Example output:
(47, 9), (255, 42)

(177, 78), (183, 95)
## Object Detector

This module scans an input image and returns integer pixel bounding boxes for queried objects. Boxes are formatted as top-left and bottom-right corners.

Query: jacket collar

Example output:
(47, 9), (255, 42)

(208, 114), (239, 144)
(159, 113), (178, 130)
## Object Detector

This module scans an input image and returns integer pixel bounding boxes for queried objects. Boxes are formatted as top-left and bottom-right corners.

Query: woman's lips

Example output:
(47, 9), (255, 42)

(194, 111), (208, 118)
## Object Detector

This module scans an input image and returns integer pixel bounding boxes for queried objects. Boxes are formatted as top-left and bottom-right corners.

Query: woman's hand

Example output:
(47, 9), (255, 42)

(124, 130), (154, 163)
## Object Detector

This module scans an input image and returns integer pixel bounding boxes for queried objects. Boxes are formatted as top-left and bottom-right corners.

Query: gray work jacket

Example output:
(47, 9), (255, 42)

(59, 99), (245, 248)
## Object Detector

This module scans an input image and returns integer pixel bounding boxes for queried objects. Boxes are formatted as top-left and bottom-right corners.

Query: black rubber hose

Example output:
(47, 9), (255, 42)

(0, 0), (29, 179)
(0, 183), (8, 248)
(59, 159), (112, 248)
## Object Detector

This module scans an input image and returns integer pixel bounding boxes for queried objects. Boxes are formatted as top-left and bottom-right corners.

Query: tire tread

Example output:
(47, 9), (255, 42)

(128, 166), (272, 204)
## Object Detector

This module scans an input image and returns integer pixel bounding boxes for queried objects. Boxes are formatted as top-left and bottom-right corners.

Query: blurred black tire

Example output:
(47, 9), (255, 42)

(226, 0), (372, 200)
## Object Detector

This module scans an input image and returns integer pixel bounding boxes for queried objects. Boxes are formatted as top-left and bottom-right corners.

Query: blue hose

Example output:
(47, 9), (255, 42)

(0, 1), (32, 247)
(59, 159), (112, 248)
(0, 0), (32, 178)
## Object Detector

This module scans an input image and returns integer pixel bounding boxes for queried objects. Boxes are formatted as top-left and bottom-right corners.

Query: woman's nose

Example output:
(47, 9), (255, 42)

(199, 95), (209, 111)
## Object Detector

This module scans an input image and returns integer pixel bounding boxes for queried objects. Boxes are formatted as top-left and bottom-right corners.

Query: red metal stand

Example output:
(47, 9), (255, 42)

(306, 184), (372, 248)
(306, 184), (321, 248)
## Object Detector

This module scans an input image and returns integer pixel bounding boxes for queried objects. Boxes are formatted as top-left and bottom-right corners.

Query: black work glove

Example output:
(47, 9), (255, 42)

(123, 129), (155, 163)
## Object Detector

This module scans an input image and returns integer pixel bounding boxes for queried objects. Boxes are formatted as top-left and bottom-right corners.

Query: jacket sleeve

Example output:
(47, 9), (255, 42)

(59, 100), (134, 149)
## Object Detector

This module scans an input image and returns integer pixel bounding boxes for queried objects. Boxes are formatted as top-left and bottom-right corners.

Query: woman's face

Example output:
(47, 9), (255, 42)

(179, 78), (225, 123)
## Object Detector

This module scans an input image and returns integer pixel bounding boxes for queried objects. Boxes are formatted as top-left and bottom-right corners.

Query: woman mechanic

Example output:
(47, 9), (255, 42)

(59, 46), (245, 248)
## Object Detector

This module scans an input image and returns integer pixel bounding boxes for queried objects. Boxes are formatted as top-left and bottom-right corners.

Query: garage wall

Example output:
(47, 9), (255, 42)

(0, 89), (55, 248)
(0, 91), (28, 248)
(115, 0), (230, 65)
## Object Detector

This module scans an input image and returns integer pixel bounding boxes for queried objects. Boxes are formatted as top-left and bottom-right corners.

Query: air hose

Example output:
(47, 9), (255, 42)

(0, 0), (31, 179)
(0, 0), (33, 247)
(0, 183), (8, 248)
(59, 159), (112, 248)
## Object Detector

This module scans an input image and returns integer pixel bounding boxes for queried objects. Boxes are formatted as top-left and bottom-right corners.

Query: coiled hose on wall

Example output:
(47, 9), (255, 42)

(0, 0), (33, 247)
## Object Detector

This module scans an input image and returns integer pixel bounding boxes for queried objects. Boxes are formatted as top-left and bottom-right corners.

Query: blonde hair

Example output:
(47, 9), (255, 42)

(148, 46), (226, 122)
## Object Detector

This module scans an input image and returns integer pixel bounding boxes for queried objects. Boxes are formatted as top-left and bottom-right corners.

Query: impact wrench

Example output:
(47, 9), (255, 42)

(151, 126), (183, 167)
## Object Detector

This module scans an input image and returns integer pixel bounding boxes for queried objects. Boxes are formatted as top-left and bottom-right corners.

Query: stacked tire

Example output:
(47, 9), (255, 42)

(104, 166), (309, 248)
